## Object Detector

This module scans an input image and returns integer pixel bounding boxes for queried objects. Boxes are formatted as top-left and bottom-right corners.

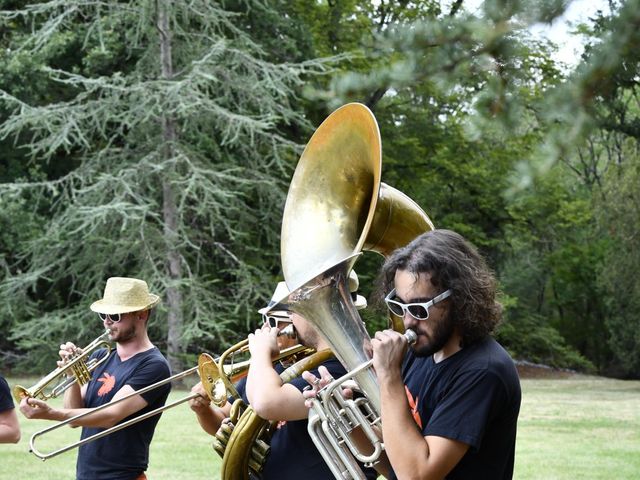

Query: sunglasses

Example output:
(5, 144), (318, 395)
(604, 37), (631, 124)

(384, 288), (452, 320)
(261, 312), (293, 329)
(98, 313), (122, 323)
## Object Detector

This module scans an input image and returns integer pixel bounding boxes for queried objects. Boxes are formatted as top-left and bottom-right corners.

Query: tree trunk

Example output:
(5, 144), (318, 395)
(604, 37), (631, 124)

(157, 0), (184, 377)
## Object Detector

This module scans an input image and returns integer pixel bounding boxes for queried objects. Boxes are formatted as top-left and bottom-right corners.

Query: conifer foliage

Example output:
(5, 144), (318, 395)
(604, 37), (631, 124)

(0, 0), (328, 372)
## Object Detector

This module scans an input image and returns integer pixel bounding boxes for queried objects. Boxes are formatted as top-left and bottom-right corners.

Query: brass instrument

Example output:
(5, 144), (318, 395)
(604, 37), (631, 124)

(277, 102), (433, 478)
(200, 325), (311, 408)
(308, 330), (416, 478)
(215, 348), (332, 480)
(27, 326), (308, 461)
(13, 329), (112, 404)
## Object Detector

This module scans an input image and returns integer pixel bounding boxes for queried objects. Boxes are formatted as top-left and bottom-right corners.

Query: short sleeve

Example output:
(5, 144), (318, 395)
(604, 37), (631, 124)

(0, 376), (14, 412)
(126, 354), (171, 405)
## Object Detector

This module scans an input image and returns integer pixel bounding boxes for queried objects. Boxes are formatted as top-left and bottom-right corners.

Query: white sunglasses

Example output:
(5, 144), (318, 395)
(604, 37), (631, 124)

(384, 288), (452, 320)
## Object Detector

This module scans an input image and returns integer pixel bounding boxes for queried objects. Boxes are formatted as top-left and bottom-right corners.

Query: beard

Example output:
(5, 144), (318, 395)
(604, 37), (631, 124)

(295, 326), (319, 349)
(412, 313), (455, 358)
(109, 323), (137, 344)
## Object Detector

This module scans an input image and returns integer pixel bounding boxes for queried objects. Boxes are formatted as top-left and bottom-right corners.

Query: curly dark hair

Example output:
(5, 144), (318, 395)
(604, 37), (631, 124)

(374, 229), (501, 347)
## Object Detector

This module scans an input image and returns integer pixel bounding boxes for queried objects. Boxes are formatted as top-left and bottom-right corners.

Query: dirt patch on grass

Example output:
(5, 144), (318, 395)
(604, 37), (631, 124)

(516, 360), (576, 379)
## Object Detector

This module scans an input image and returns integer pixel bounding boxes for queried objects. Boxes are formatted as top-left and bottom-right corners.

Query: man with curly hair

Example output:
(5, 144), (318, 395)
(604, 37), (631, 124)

(371, 229), (521, 480)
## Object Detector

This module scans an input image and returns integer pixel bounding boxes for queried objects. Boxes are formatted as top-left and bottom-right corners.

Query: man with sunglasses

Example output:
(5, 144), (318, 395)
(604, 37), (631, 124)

(370, 229), (521, 480)
(20, 277), (170, 480)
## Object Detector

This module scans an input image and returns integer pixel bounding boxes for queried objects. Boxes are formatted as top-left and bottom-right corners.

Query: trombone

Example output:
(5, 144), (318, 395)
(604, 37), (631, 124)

(28, 325), (311, 460)
(13, 329), (112, 404)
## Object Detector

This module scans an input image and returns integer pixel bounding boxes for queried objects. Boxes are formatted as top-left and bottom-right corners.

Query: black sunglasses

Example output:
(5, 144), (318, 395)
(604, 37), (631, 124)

(98, 313), (122, 323)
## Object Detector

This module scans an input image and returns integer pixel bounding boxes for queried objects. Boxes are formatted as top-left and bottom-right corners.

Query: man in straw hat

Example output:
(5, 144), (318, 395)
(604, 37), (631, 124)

(188, 272), (376, 480)
(20, 277), (170, 480)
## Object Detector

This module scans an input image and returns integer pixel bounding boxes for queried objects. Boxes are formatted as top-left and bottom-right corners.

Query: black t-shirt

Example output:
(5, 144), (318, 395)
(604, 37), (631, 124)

(0, 375), (14, 413)
(392, 337), (521, 480)
(76, 347), (171, 480)
(236, 358), (378, 480)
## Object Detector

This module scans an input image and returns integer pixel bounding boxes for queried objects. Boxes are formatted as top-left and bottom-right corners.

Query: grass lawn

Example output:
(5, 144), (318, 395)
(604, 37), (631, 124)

(516, 375), (640, 479)
(1, 374), (638, 479)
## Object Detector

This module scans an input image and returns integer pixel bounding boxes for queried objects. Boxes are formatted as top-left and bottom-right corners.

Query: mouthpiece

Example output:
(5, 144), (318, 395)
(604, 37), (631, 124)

(278, 324), (297, 339)
(404, 329), (417, 345)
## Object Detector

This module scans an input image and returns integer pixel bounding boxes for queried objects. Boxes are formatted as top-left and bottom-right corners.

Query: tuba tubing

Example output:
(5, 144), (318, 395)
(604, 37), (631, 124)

(307, 330), (417, 479)
(217, 349), (334, 480)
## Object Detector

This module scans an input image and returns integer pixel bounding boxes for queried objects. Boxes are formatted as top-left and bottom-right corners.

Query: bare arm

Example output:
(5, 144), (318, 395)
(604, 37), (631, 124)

(246, 326), (308, 421)
(20, 384), (148, 429)
(0, 408), (21, 443)
(62, 382), (87, 409)
(373, 330), (469, 480)
(188, 382), (232, 436)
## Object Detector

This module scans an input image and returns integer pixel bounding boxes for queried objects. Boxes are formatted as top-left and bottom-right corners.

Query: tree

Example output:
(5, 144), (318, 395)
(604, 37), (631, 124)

(0, 0), (329, 373)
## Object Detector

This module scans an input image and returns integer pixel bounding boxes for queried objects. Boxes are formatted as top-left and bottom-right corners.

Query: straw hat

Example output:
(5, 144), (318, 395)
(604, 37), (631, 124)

(90, 277), (161, 315)
(259, 270), (367, 315)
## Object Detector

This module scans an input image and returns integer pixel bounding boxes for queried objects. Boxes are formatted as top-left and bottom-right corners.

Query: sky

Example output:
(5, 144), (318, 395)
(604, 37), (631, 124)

(463, 0), (611, 67)
(528, 0), (610, 66)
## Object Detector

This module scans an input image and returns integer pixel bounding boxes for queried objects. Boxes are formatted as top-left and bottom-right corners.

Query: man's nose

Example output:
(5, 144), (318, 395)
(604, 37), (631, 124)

(403, 311), (419, 329)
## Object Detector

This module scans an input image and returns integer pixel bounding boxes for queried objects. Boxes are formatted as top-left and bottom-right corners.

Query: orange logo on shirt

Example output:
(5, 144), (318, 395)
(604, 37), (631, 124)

(405, 385), (422, 429)
(97, 372), (116, 396)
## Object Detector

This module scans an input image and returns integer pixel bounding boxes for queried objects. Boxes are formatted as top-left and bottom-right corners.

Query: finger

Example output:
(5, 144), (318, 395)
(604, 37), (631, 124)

(318, 366), (332, 381)
(301, 370), (318, 387)
(386, 328), (399, 336)
(302, 386), (317, 400)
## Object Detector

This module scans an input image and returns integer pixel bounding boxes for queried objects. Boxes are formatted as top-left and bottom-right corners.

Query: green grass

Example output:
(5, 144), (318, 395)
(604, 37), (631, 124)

(2, 376), (222, 480)
(1, 375), (639, 479)
(516, 376), (640, 479)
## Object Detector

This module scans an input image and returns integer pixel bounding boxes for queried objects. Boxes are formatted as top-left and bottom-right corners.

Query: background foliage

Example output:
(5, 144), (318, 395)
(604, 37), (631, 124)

(1, 0), (639, 379)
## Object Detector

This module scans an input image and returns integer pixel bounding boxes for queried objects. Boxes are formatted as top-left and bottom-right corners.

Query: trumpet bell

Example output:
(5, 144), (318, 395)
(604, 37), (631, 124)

(12, 330), (112, 404)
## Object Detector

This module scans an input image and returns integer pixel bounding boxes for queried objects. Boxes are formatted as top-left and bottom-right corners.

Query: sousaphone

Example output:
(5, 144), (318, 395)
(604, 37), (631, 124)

(280, 101), (432, 375)
(276, 103), (433, 478)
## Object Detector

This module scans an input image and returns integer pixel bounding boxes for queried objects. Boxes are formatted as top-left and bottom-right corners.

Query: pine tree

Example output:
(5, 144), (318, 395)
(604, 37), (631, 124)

(0, 0), (330, 372)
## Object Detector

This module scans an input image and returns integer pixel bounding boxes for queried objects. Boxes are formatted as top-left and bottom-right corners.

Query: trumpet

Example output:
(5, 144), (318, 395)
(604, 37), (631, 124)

(203, 324), (312, 407)
(13, 329), (112, 404)
(28, 325), (311, 461)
